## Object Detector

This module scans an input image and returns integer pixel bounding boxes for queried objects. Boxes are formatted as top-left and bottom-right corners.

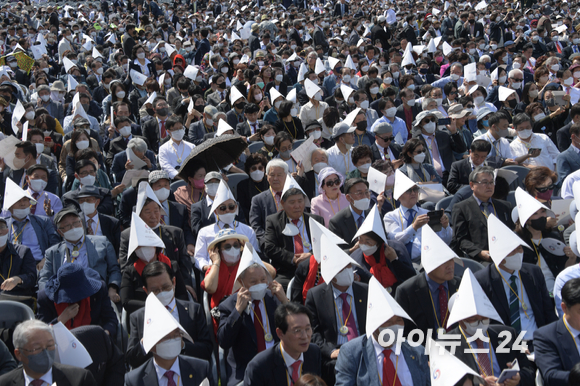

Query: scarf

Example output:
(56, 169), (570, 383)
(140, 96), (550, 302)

(302, 255), (324, 303)
(54, 297), (92, 329)
(134, 253), (172, 276)
(363, 244), (398, 288)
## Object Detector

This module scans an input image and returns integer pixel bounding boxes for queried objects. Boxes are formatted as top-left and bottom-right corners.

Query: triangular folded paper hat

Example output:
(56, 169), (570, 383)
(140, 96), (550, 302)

(304, 78), (321, 99)
(343, 107), (361, 127)
(128, 213), (166, 258)
(352, 205), (388, 244)
(230, 86), (245, 105)
(11, 100), (25, 135)
(236, 20), (243, 30)
(297, 63), (308, 82)
(467, 84), (479, 96)
(130, 69), (148, 86)
(427, 38), (437, 53)
(320, 233), (360, 283)
(421, 224), (463, 274)
(366, 276), (413, 338)
(393, 169), (417, 200)
(309, 217), (346, 263)
(183, 65), (199, 80)
(487, 214), (530, 267)
(412, 45), (426, 55)
(446, 268), (503, 327)
(165, 44), (176, 57)
(442, 41), (453, 56)
(107, 33), (117, 44)
(491, 68), (499, 81)
(144, 91), (157, 106)
(287, 52), (299, 62)
(314, 58), (326, 75)
(142, 292), (193, 353)
(72, 101), (89, 121)
(345, 55), (357, 71)
(67, 74), (79, 93)
(216, 119), (235, 137)
(135, 181), (166, 216)
(515, 187), (548, 226)
(63, 57), (77, 73)
(281, 173), (306, 198)
(427, 336), (486, 386)
(327, 57), (341, 69)
(340, 85), (355, 101)
(269, 87), (285, 105)
(356, 38), (365, 48)
(158, 74), (166, 90)
(232, 243), (269, 293)
(401, 43), (416, 67)
(91, 46), (103, 59)
(209, 179), (236, 218)
(498, 86), (515, 102)
(3, 178), (36, 210)
(286, 88), (297, 103)
(52, 322), (93, 369)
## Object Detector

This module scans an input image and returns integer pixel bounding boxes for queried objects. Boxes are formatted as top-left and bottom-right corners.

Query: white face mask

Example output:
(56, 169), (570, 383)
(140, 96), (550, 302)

(29, 179), (47, 193)
(250, 170), (265, 182)
(534, 112), (546, 121)
(291, 108), (299, 117)
(137, 52), (146, 59)
(79, 202), (96, 216)
(116, 91), (126, 99)
(512, 62), (521, 70)
(154, 188), (170, 202)
(76, 140), (90, 150)
(263, 135), (275, 145)
(357, 163), (371, 173)
(359, 243), (378, 256)
(25, 111), (35, 120)
(221, 245), (241, 263)
(136, 246), (156, 262)
(498, 75), (507, 84)
(274, 101), (282, 109)
(463, 319), (490, 336)
(313, 93), (322, 101)
(276, 74), (284, 82)
(254, 93), (263, 101)
(12, 207), (30, 219)
(119, 126), (132, 137)
(205, 183), (219, 197)
(564, 78), (575, 86)
(80, 175), (96, 186)
(359, 100), (369, 110)
(517, 129), (533, 140)
(156, 288), (174, 306)
(205, 118), (214, 126)
(383, 77), (392, 84)
(40, 95), (50, 102)
(551, 64), (560, 72)
(474, 96), (485, 106)
(171, 129), (185, 141)
(343, 75), (351, 83)
(334, 267), (354, 286)
(63, 226), (84, 242)
(502, 252), (523, 271)
(423, 121), (436, 134)
(247, 283), (268, 300)
(450, 74), (460, 81)
(155, 338), (182, 360)
(0, 233), (7, 247)
(361, 65), (370, 72)
(413, 152), (426, 163)
(312, 162), (328, 174)
(378, 324), (404, 347)
(309, 130), (322, 140)
(370, 87), (380, 94)
(406, 99), (416, 107)
(385, 107), (397, 117)
(353, 197), (370, 211)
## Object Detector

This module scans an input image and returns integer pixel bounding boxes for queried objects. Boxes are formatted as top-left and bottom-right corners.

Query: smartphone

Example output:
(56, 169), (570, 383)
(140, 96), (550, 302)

(427, 210), (444, 232)
(552, 91), (567, 106)
(438, 118), (450, 126)
(497, 359), (519, 383)
(44, 136), (51, 142)
(528, 148), (541, 155)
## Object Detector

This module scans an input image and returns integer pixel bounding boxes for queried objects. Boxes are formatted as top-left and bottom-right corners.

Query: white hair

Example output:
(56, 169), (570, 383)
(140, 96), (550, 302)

(266, 159), (289, 175)
(509, 69), (523, 78)
(128, 137), (147, 153)
(479, 55), (491, 63)
(13, 320), (53, 349)
(310, 148), (328, 163)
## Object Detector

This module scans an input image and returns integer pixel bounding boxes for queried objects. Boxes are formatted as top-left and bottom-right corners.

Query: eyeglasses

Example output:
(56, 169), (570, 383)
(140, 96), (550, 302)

(407, 186), (420, 193)
(475, 180), (495, 186)
(350, 190), (371, 198)
(325, 178), (341, 187)
(536, 184), (554, 193)
(218, 204), (237, 212)
(222, 242), (241, 251)
(58, 220), (82, 232)
(78, 170), (96, 178)
(422, 117), (437, 124)
(378, 135), (395, 141)
(289, 327), (312, 337)
(150, 284), (173, 295)
(19, 343), (56, 355)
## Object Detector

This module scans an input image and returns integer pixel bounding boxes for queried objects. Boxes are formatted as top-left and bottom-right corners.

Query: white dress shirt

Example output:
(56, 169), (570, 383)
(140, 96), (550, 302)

(159, 139), (196, 179)
(554, 264), (580, 318)
(327, 145), (355, 179)
(371, 336), (413, 386)
(280, 344), (304, 380)
(24, 368), (52, 386)
(290, 216), (312, 253)
(299, 101), (328, 124)
(374, 142), (395, 162)
(509, 133), (560, 170)
(561, 169), (580, 199)
(481, 131), (514, 160)
(332, 284), (359, 345)
(153, 356), (181, 386)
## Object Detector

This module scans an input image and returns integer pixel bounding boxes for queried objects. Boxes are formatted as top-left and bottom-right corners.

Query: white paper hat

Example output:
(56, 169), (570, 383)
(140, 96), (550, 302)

(297, 63), (308, 82)
(343, 107), (361, 127)
(314, 58), (326, 75)
(446, 268), (503, 327)
(209, 179), (236, 218)
(340, 84), (355, 101)
(345, 55), (357, 71)
(232, 243), (269, 293)
(487, 214), (530, 267)
(67, 74), (79, 93)
(309, 217), (347, 263)
(498, 86), (515, 102)
(135, 181), (166, 216)
(366, 276), (413, 338)
(421, 225), (463, 274)
(71, 100), (89, 121)
(52, 322), (92, 369)
(142, 292), (193, 353)
(352, 205), (388, 244)
(328, 57), (341, 69)
(165, 44), (176, 58)
(281, 173), (306, 198)
(464, 62), (477, 82)
(287, 88), (297, 103)
(128, 213), (166, 258)
(515, 187), (549, 226)
(216, 119), (235, 137)
(3, 178), (36, 210)
(393, 169), (417, 200)
(428, 336), (486, 386)
(230, 86), (245, 105)
(442, 41), (453, 56)
(130, 69), (148, 86)
(427, 38), (437, 53)
(183, 65), (199, 81)
(320, 233), (360, 283)
(91, 46), (103, 59)
(62, 57), (77, 73)
(144, 91), (157, 106)
(269, 87), (285, 105)
(304, 78), (321, 99)
(401, 43), (416, 67)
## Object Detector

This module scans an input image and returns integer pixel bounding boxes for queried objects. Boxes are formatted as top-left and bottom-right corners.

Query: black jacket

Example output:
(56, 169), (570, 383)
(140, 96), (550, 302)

(0, 363), (97, 386)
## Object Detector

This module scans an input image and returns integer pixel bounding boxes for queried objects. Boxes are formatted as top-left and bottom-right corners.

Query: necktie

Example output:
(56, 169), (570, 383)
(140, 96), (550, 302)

(438, 284), (448, 329)
(13, 220), (27, 244)
(30, 380), (44, 386)
(480, 202), (489, 217)
(292, 219), (304, 254)
(382, 349), (402, 386)
(252, 123), (257, 134)
(290, 360), (302, 383)
(404, 209), (415, 256)
(30, 192), (39, 214)
(275, 192), (282, 211)
(509, 275), (521, 332)
(339, 292), (358, 341)
(557, 42), (562, 54)
(428, 135), (443, 176)
(160, 120), (166, 138)
(87, 218), (94, 235)
(575, 46), (578, 53)
(253, 300), (267, 352)
(341, 3), (344, 14)
(356, 215), (364, 229)
(475, 339), (493, 377)
(163, 370), (177, 386)
(491, 140), (499, 158)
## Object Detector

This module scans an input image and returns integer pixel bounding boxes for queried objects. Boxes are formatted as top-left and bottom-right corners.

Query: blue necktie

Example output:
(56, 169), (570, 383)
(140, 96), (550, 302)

(405, 209), (415, 257)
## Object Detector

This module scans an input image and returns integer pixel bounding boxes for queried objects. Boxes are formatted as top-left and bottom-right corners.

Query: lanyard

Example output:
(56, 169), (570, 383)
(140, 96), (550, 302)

(459, 325), (494, 378)
(563, 316), (579, 350)
(251, 299), (271, 335)
(494, 266), (530, 318)
(333, 293), (354, 333)
(171, 140), (185, 164)
(284, 119), (297, 139)
(377, 352), (399, 386)
(68, 238), (86, 263)
(270, 187), (281, 212)
(190, 186), (205, 204)
(428, 286), (449, 329)
(531, 238), (542, 268)
(398, 208), (416, 229)
(0, 255), (13, 281)
(11, 221), (28, 244)
(324, 194), (341, 216)
(280, 345), (303, 386)
(480, 201), (497, 219)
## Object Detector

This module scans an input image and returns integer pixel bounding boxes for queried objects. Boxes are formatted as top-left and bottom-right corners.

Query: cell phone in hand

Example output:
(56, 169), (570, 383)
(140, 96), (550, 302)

(427, 210), (444, 232)
(438, 118), (450, 126)
(528, 148), (541, 156)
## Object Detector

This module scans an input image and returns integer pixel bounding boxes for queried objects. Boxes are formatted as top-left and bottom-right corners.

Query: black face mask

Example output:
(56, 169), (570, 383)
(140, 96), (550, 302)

(146, 107), (155, 116)
(508, 99), (517, 108)
(156, 107), (169, 116)
(529, 216), (547, 231)
(419, 68), (429, 74)
(216, 82), (225, 90)
(234, 102), (246, 110)
(356, 121), (368, 131)
(194, 105), (204, 113)
(469, 19), (475, 24)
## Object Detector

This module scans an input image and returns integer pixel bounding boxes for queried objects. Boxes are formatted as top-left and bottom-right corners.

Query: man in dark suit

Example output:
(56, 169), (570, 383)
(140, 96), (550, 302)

(312, 18), (329, 53)
(0, 321), (97, 386)
(447, 140), (491, 194)
(396, 88), (421, 134)
(333, 0), (348, 17)
(194, 29), (211, 66)
(105, 116), (150, 170)
(127, 261), (213, 369)
(110, 140), (156, 183)
(118, 181), (176, 229)
(248, 24), (261, 53)
(263, 185), (324, 288)
(329, 178), (370, 251)
(414, 60), (438, 87)
(287, 20), (303, 48)
(235, 103), (263, 140)
(188, 105), (217, 145)
(370, 121), (402, 162)
(451, 166), (514, 262)
(460, 12), (485, 39)
(244, 302), (321, 385)
(371, 16), (390, 49)
(141, 97), (171, 153)
(62, 160), (115, 216)
(557, 122), (580, 184)
(534, 278), (580, 386)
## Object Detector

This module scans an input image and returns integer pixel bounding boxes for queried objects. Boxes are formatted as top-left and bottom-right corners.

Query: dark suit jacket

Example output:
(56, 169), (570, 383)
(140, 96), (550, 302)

(249, 190), (278, 244)
(188, 119), (215, 145)
(105, 134), (149, 170)
(370, 142), (402, 163)
(328, 207), (370, 250)
(305, 282), (368, 360)
(0, 363), (97, 386)
(110, 150), (156, 183)
(71, 325), (125, 386)
(556, 122), (572, 152)
(117, 186), (176, 228)
(248, 33), (260, 54)
(0, 244), (36, 297)
(395, 274), (461, 339)
(218, 293), (281, 385)
(395, 104), (421, 126)
(534, 318), (580, 386)
(1, 167), (59, 197)
(451, 196), (513, 259)
(236, 120), (264, 138)
(142, 118), (170, 153)
(262, 211), (324, 285)
(447, 157), (473, 194)
(122, 33), (135, 58)
(243, 343), (321, 386)
(125, 356), (212, 386)
(413, 129), (467, 184)
(333, 2), (349, 17)
(63, 188), (114, 217)
(413, 73), (437, 87)
(195, 38), (211, 65)
(167, 201), (196, 246)
(557, 146), (580, 184)
(127, 299), (213, 368)
(475, 263), (557, 328)
(460, 22), (485, 39)
(295, 171), (318, 201)
(443, 325), (534, 386)
(95, 214), (121, 257)
(371, 24), (390, 49)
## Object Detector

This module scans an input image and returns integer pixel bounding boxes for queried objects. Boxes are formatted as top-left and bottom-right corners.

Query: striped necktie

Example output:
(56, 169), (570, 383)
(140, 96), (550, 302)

(509, 275), (521, 333)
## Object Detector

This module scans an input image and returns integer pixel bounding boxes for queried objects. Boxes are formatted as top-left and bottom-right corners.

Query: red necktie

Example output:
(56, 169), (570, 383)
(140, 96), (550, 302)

(557, 42), (562, 54)
(253, 300), (266, 352)
(292, 219), (303, 254)
(30, 192), (39, 214)
(160, 120), (166, 138)
(475, 339), (493, 377)
(290, 360), (302, 383)
(382, 349), (402, 386)
(164, 370), (177, 386)
(30, 380), (44, 386)
(339, 292), (358, 341)
(438, 284), (448, 330)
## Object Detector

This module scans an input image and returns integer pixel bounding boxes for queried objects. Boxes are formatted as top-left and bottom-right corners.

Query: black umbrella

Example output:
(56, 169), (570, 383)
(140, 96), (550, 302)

(178, 134), (248, 178)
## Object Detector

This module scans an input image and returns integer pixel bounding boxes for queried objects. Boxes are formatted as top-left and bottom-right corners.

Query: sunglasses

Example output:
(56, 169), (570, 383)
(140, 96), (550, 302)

(379, 135), (395, 141)
(422, 117), (437, 124)
(407, 186), (420, 193)
(325, 178), (341, 187)
(536, 184), (554, 193)
(218, 204), (237, 212)
(449, 91), (458, 95)
(222, 242), (241, 251)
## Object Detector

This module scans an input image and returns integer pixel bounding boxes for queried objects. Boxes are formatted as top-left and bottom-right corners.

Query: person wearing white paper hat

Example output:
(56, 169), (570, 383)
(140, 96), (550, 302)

(0, 215), (36, 299)
(262, 174), (325, 288)
(217, 242), (287, 385)
(450, 166), (515, 262)
(303, 232), (368, 385)
(335, 276), (430, 386)
(225, 85), (248, 129)
(235, 102), (264, 142)
(327, 122), (356, 179)
(441, 269), (534, 386)
(124, 293), (213, 386)
(384, 169), (452, 263)
(194, 180), (261, 274)
(427, 337), (486, 386)
(474, 214), (557, 346)
(158, 115), (195, 179)
(299, 78), (329, 127)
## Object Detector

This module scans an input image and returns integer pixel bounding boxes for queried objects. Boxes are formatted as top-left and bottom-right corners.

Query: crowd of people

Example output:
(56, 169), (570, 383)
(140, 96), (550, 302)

(2, 0), (580, 385)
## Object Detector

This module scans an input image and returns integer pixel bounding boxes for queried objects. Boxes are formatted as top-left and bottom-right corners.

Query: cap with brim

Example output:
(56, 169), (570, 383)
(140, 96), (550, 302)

(44, 265), (102, 304)
(76, 185), (103, 200)
(50, 80), (66, 92)
(54, 207), (80, 225)
(208, 228), (249, 250)
(304, 120), (323, 133)
(149, 170), (170, 185)
(448, 103), (470, 119)
(204, 171), (222, 183)
(331, 122), (356, 139)
(476, 107), (493, 121)
(372, 122), (393, 135)
(413, 110), (438, 127)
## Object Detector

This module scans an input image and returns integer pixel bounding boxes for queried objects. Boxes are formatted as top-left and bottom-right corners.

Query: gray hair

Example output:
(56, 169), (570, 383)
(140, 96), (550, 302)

(422, 98), (436, 110)
(266, 159), (289, 175)
(128, 137), (147, 153)
(239, 262), (267, 284)
(13, 320), (53, 349)
(469, 165), (495, 183)
(310, 148), (328, 163)
(213, 112), (226, 121)
(509, 69), (523, 79)
(450, 62), (463, 72)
